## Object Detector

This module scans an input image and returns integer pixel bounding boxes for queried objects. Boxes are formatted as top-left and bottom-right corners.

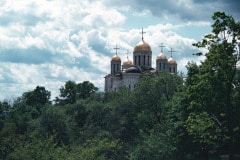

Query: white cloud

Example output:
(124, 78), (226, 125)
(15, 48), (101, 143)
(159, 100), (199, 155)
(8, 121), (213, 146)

(82, 2), (126, 27)
(1, 0), (230, 101)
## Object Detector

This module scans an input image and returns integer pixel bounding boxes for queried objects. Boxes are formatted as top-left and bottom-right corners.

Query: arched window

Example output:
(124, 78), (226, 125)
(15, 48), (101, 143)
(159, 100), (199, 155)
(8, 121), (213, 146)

(117, 64), (119, 71)
(148, 56), (150, 66)
(143, 55), (145, 65)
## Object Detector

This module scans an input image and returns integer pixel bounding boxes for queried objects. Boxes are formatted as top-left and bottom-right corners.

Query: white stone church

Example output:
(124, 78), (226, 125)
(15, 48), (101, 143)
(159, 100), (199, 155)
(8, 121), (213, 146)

(104, 29), (177, 91)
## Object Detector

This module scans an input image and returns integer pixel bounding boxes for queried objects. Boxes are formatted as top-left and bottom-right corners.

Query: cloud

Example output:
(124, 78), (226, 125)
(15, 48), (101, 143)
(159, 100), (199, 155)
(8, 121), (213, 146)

(0, 0), (128, 100)
(1, 0), (237, 101)
(104, 0), (240, 22)
(0, 47), (52, 64)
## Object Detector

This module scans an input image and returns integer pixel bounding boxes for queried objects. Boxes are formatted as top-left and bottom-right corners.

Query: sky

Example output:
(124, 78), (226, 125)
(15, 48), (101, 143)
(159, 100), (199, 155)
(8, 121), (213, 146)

(0, 0), (240, 101)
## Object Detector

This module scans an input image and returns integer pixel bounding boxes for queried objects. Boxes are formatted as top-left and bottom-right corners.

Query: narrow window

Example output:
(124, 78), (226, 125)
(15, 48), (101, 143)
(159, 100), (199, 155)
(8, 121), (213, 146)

(148, 56), (150, 66)
(138, 55), (140, 65)
(143, 55), (145, 65)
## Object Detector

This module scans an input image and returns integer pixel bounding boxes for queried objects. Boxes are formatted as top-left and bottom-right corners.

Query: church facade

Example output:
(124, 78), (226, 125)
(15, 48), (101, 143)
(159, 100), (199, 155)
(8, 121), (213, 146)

(104, 30), (177, 91)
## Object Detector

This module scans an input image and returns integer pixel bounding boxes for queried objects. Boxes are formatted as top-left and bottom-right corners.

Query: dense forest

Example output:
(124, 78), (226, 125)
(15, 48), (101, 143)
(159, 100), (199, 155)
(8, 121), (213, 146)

(1, 12), (240, 160)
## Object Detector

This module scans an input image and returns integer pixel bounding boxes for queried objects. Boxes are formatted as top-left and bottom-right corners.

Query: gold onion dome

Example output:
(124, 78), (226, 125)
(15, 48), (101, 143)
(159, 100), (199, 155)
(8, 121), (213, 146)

(123, 58), (132, 66)
(157, 52), (167, 60)
(111, 54), (121, 61)
(134, 39), (151, 52)
(168, 57), (177, 64)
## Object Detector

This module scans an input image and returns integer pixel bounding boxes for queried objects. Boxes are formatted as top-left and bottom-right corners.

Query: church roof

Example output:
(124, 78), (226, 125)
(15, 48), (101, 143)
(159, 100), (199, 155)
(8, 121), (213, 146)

(125, 66), (142, 73)
(168, 57), (177, 64)
(134, 39), (151, 52)
(111, 54), (121, 61)
(123, 58), (132, 66)
(157, 52), (167, 60)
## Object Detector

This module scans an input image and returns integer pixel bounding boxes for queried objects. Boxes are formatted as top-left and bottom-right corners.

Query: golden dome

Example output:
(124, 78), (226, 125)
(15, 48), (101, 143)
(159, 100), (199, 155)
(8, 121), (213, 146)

(123, 58), (132, 66)
(111, 54), (121, 61)
(134, 39), (151, 52)
(157, 52), (167, 60)
(168, 57), (177, 64)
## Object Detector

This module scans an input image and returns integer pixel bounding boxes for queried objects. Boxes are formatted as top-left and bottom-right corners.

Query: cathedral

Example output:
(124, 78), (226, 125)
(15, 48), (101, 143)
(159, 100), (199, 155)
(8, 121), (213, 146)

(104, 29), (177, 91)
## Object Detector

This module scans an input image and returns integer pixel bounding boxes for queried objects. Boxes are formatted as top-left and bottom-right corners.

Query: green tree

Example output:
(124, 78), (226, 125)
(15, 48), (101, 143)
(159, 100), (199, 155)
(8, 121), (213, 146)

(186, 12), (240, 159)
(129, 123), (177, 160)
(0, 102), (37, 158)
(22, 86), (51, 106)
(56, 80), (77, 105)
(133, 72), (183, 132)
(76, 81), (98, 99)
(127, 72), (184, 159)
(0, 101), (10, 131)
(75, 138), (122, 160)
(64, 101), (90, 145)
(55, 80), (98, 105)
(162, 86), (202, 160)
(39, 106), (70, 146)
(106, 88), (138, 144)
(5, 134), (70, 160)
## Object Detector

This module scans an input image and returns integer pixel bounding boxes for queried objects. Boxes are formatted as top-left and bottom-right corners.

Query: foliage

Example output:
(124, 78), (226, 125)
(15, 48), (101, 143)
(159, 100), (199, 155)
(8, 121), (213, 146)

(133, 72), (183, 132)
(1, 11), (240, 160)
(76, 138), (122, 160)
(22, 86), (51, 106)
(186, 111), (226, 150)
(55, 80), (98, 105)
(129, 123), (177, 160)
(187, 11), (240, 158)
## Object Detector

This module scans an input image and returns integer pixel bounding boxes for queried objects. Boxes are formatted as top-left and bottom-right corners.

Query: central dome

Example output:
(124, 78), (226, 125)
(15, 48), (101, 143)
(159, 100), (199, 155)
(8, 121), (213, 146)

(134, 39), (151, 52)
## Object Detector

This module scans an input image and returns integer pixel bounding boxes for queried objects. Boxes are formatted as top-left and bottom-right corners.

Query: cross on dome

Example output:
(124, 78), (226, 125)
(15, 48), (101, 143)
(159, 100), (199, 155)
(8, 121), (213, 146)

(126, 50), (130, 58)
(159, 43), (165, 52)
(113, 45), (120, 55)
(139, 28), (146, 40)
(168, 48), (176, 57)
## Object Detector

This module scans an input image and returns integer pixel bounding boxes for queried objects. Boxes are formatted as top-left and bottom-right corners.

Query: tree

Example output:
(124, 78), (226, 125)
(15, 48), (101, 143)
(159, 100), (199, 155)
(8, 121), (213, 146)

(127, 72), (184, 160)
(0, 101), (10, 131)
(22, 86), (51, 106)
(39, 106), (70, 146)
(55, 80), (98, 105)
(56, 80), (77, 105)
(76, 81), (98, 99)
(129, 123), (178, 160)
(75, 138), (122, 160)
(186, 12), (240, 159)
(133, 72), (183, 132)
